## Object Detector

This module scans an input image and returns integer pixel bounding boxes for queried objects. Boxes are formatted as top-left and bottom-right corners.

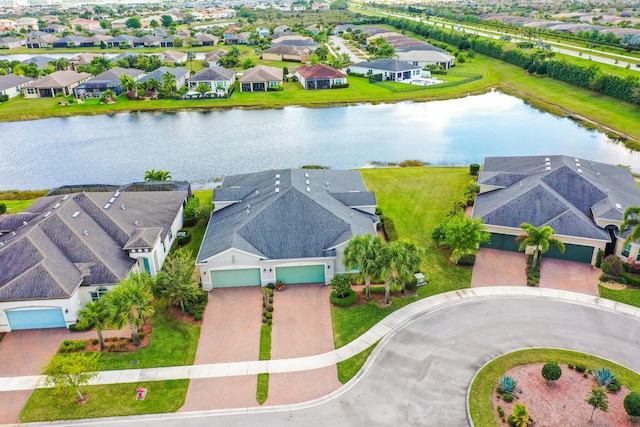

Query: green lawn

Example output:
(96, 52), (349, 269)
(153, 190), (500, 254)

(0, 199), (37, 213)
(332, 167), (473, 380)
(599, 285), (640, 307)
(469, 349), (640, 427)
(21, 379), (189, 422)
(337, 344), (377, 384)
(82, 301), (200, 371)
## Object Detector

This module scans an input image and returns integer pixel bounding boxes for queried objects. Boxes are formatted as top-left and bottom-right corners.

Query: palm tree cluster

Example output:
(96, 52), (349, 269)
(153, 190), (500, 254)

(144, 169), (172, 182)
(121, 72), (180, 100)
(343, 235), (422, 305)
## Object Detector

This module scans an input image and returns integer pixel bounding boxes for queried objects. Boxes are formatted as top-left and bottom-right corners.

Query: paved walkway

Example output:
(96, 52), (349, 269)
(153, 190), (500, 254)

(2, 286), (639, 395)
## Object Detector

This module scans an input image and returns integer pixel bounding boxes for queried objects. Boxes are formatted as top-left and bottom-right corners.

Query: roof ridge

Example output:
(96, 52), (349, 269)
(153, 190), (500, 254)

(23, 232), (79, 296)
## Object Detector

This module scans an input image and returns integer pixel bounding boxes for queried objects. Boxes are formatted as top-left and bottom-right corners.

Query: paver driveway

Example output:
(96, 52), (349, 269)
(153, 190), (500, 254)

(267, 284), (340, 406)
(180, 287), (263, 412)
(540, 258), (599, 295)
(471, 248), (527, 287)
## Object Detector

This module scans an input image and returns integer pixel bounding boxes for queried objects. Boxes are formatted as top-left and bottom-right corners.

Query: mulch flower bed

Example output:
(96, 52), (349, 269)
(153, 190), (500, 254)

(166, 305), (203, 326)
(79, 323), (152, 353)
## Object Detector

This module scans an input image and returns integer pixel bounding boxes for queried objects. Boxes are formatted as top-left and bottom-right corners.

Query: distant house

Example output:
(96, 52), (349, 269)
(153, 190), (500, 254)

(133, 35), (162, 48)
(333, 24), (357, 36)
(262, 44), (314, 62)
(110, 18), (129, 30)
(70, 53), (108, 70)
(160, 35), (185, 48)
(15, 17), (38, 31)
(239, 65), (283, 92)
(80, 34), (113, 48)
(204, 48), (228, 66)
(160, 50), (187, 64)
(107, 35), (137, 48)
(256, 26), (270, 38)
(350, 59), (422, 81)
(70, 18), (102, 31)
(26, 35), (58, 49)
(271, 35), (315, 45)
(73, 67), (145, 98)
(223, 26), (241, 41)
(41, 24), (66, 34)
(21, 55), (57, 70)
(138, 66), (190, 90)
(51, 36), (88, 49)
(295, 64), (347, 90)
(396, 49), (455, 70)
(187, 66), (236, 95)
(23, 70), (92, 98)
(196, 33), (218, 46)
(227, 32), (251, 45)
(0, 37), (25, 49)
(273, 25), (290, 34)
(0, 183), (189, 332)
(305, 24), (321, 35)
(0, 74), (34, 99)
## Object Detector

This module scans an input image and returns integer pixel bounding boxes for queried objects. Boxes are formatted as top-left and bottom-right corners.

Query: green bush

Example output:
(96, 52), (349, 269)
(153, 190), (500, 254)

(576, 363), (587, 373)
(267, 306), (273, 312)
(370, 286), (386, 294)
(176, 229), (191, 246)
(330, 273), (352, 298)
(469, 163), (480, 175)
(0, 94), (9, 103)
(330, 289), (357, 306)
(380, 215), (398, 241)
(624, 392), (640, 418)
(607, 378), (622, 393)
(497, 406), (505, 417)
(602, 255), (624, 278)
(59, 339), (87, 353)
(183, 197), (200, 227)
(568, 364), (574, 369)
(375, 207), (383, 215)
(503, 393), (514, 403)
(265, 312), (272, 319)
(0, 202), (6, 214)
(68, 320), (94, 331)
(542, 362), (562, 384)
(91, 338), (99, 345)
(139, 332), (145, 339)
(595, 249), (604, 268)
(457, 254), (476, 266)
(267, 283), (275, 289)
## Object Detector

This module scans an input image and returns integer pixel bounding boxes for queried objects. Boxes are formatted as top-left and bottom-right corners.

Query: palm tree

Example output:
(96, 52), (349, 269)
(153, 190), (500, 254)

(144, 169), (172, 181)
(378, 241), (420, 305)
(54, 57), (70, 71)
(144, 78), (161, 98)
(119, 74), (137, 93)
(343, 234), (384, 300)
(161, 71), (177, 97)
(195, 82), (210, 97)
(621, 206), (640, 246)
(516, 223), (565, 269)
(77, 299), (110, 351)
(103, 274), (155, 346)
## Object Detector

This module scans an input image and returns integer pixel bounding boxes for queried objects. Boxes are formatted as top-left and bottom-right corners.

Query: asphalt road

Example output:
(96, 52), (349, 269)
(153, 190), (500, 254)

(40, 297), (640, 427)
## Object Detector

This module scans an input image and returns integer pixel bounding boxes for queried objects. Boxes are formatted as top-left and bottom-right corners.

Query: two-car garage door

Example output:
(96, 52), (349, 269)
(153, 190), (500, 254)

(481, 233), (594, 264)
(276, 265), (325, 284)
(210, 265), (326, 288)
(6, 308), (66, 330)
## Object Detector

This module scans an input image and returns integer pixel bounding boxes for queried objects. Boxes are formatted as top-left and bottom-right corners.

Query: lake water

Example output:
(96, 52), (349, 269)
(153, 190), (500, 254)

(0, 91), (638, 190)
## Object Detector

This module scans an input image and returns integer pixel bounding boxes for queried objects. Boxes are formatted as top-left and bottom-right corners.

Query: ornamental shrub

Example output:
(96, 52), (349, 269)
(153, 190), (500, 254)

(503, 393), (514, 403)
(469, 163), (480, 175)
(497, 376), (517, 394)
(575, 363), (587, 373)
(542, 362), (562, 385)
(624, 392), (640, 419)
(607, 378), (622, 393)
(602, 255), (624, 277)
(0, 203), (6, 214)
(595, 249), (604, 268)
(330, 273), (352, 298)
(330, 289), (357, 306)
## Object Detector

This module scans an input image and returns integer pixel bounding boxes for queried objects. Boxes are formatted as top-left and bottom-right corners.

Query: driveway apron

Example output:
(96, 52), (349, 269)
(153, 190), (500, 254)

(539, 258), (599, 295)
(471, 248), (527, 287)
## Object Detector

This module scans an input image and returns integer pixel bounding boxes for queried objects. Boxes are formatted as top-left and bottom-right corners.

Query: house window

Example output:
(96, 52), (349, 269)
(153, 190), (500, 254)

(623, 244), (631, 257)
(168, 229), (173, 241)
(90, 287), (108, 301)
(231, 255), (236, 264)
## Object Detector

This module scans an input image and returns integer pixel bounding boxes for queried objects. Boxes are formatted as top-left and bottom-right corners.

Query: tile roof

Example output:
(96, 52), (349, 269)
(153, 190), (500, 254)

(197, 169), (378, 263)
(24, 70), (91, 89)
(263, 44), (312, 56)
(473, 155), (640, 240)
(240, 65), (282, 83)
(0, 186), (188, 301)
(296, 64), (346, 80)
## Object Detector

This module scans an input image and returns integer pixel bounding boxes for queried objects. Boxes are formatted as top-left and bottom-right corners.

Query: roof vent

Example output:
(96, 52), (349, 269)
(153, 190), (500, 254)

(22, 221), (28, 226)
(275, 180), (280, 186)
(255, 190), (259, 196)
(306, 180), (310, 185)
(83, 230), (88, 236)
(545, 166), (551, 171)
(0, 242), (3, 247)
(275, 188), (280, 193)
(114, 191), (121, 198)
(545, 157), (550, 162)
(121, 204), (125, 210)
(246, 209), (250, 215)
(576, 163), (581, 168)
(577, 168), (582, 174)
(276, 174), (280, 179)
(53, 203), (61, 209)
(306, 187), (311, 192)
(62, 195), (69, 200)
(134, 220), (139, 226)
(305, 173), (309, 178)
(104, 203), (111, 209)
(109, 198), (116, 203)
(72, 211), (80, 218)
(43, 211), (52, 218)
(616, 203), (623, 209)
(575, 158), (579, 162)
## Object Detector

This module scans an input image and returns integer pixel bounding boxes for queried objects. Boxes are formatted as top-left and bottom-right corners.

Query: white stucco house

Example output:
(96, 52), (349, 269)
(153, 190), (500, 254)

(0, 182), (190, 332)
(472, 155), (640, 265)
(196, 169), (378, 289)
(0, 74), (34, 99)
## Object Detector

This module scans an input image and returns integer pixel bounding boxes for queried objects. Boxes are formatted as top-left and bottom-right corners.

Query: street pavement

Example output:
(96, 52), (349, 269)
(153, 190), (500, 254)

(20, 291), (640, 427)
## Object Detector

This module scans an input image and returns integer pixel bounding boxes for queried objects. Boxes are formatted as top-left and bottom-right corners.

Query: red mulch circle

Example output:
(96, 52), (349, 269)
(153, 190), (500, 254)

(494, 363), (634, 426)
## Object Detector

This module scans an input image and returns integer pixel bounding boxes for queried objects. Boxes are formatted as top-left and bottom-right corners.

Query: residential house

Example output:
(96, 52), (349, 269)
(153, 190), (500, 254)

(26, 35), (58, 49)
(396, 46), (455, 70)
(239, 65), (283, 92)
(80, 35), (113, 49)
(350, 59), (422, 81)
(51, 36), (88, 49)
(196, 169), (378, 289)
(0, 182), (189, 332)
(160, 50), (187, 64)
(261, 44), (313, 62)
(69, 53), (107, 70)
(23, 70), (91, 98)
(196, 33), (218, 46)
(110, 18), (129, 30)
(187, 66), (236, 95)
(204, 48), (228, 66)
(15, 17), (38, 31)
(472, 155), (640, 265)
(73, 67), (145, 98)
(138, 66), (190, 90)
(305, 24), (321, 35)
(160, 35), (185, 48)
(133, 35), (162, 48)
(256, 26), (270, 38)
(312, 3), (330, 11)
(140, 15), (163, 28)
(21, 55), (57, 70)
(333, 24), (357, 36)
(273, 25), (291, 34)
(0, 18), (15, 31)
(227, 32), (251, 45)
(0, 74), (34, 99)
(295, 64), (347, 90)
(41, 24), (67, 34)
(271, 35), (315, 45)
(0, 37), (25, 49)
(70, 18), (102, 31)
(223, 26), (242, 42)
(107, 35), (137, 48)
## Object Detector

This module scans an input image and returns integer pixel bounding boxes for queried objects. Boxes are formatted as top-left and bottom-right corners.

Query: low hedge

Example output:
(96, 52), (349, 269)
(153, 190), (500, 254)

(378, 215), (398, 242)
(176, 229), (191, 247)
(59, 339), (87, 353)
(330, 289), (357, 306)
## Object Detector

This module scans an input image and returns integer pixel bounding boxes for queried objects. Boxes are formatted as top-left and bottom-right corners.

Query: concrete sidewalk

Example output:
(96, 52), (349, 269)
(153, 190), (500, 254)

(2, 286), (639, 393)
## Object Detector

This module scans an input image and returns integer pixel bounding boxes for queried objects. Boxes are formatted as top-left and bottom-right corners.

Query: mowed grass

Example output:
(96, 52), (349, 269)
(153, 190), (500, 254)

(599, 285), (640, 307)
(333, 167), (472, 380)
(92, 301), (200, 371)
(469, 349), (640, 427)
(337, 344), (377, 384)
(180, 189), (213, 262)
(21, 379), (189, 422)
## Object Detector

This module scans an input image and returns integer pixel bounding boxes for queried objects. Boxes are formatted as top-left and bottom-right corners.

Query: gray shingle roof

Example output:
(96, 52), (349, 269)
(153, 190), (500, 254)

(197, 169), (378, 263)
(353, 58), (418, 72)
(474, 155), (640, 241)
(0, 186), (188, 301)
(0, 74), (34, 91)
(138, 66), (189, 84)
(190, 66), (235, 82)
(21, 55), (56, 69)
